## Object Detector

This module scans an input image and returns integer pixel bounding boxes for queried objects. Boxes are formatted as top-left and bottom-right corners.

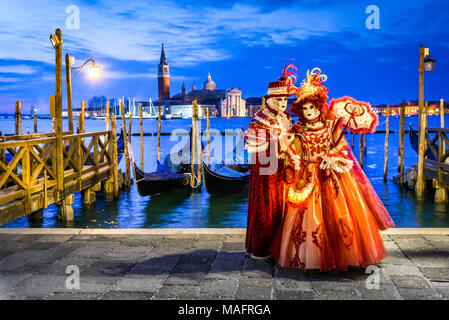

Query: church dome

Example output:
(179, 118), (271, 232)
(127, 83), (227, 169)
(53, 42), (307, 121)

(202, 73), (216, 91)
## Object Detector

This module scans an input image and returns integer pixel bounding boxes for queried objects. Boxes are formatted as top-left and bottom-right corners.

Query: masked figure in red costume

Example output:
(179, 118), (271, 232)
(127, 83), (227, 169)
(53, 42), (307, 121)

(244, 67), (300, 259)
(270, 67), (395, 271)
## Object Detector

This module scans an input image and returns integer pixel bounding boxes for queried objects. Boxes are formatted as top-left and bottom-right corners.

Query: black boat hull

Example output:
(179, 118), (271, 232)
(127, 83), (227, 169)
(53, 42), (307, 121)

(133, 164), (190, 197)
(409, 125), (437, 161)
(202, 160), (250, 194)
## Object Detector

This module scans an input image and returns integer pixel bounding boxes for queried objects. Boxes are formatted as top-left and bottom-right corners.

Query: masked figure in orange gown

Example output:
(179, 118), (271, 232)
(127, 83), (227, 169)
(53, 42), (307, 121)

(270, 68), (395, 271)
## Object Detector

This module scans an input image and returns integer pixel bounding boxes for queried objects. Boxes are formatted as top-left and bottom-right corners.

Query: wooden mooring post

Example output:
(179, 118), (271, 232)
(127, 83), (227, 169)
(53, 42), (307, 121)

(351, 132), (355, 149)
(15, 100), (21, 135)
(384, 104), (390, 181)
(139, 104), (144, 171)
(120, 100), (131, 190)
(34, 114), (38, 133)
(105, 101), (110, 132)
(435, 98), (448, 203)
(104, 114), (120, 198)
(398, 100), (406, 184)
(157, 105), (162, 162)
(128, 112), (132, 144)
(206, 106), (210, 166)
(359, 133), (363, 167)
(416, 45), (426, 199)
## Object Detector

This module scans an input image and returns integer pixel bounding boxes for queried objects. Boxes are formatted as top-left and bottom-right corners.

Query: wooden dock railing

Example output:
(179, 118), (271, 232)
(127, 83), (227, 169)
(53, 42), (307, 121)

(0, 130), (118, 226)
(423, 127), (449, 187)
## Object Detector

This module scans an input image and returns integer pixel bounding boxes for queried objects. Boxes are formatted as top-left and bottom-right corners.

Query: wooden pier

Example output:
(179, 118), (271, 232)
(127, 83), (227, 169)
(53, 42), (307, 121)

(0, 129), (120, 226)
(422, 127), (449, 202)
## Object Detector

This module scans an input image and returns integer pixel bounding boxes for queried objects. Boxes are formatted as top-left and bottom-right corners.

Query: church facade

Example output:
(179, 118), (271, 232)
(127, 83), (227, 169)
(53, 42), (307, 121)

(156, 45), (247, 118)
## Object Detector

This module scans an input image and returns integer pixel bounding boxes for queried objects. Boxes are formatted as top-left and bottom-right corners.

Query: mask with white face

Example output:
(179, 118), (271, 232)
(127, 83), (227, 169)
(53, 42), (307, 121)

(302, 103), (320, 121)
(267, 97), (288, 113)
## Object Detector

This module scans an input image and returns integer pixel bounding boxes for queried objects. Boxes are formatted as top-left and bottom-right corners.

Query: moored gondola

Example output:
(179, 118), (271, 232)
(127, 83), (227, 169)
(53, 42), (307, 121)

(202, 159), (250, 194)
(409, 124), (437, 161)
(128, 144), (190, 197)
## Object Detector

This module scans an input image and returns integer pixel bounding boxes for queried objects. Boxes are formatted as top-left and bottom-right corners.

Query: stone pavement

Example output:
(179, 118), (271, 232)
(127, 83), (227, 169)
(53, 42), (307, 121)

(0, 228), (449, 300)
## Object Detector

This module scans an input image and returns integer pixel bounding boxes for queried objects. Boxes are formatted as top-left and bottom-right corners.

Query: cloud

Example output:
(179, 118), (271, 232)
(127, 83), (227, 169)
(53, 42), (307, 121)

(0, 76), (21, 82)
(0, 65), (36, 74)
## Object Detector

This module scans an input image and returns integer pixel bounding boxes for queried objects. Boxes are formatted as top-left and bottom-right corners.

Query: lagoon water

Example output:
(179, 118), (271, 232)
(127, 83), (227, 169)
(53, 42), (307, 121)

(1, 114), (449, 228)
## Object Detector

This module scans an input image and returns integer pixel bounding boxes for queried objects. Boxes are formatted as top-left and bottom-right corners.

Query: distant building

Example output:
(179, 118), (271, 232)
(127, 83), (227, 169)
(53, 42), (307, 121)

(156, 45), (247, 117)
(158, 44), (170, 103)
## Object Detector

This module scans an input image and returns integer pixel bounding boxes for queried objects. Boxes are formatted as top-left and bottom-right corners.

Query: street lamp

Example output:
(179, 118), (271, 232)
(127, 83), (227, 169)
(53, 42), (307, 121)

(72, 58), (102, 80)
(424, 56), (436, 72)
(65, 56), (102, 132)
(416, 45), (436, 199)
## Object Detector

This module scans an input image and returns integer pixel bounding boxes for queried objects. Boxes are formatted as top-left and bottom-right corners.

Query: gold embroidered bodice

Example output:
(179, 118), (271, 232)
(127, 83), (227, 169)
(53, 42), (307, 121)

(298, 120), (335, 162)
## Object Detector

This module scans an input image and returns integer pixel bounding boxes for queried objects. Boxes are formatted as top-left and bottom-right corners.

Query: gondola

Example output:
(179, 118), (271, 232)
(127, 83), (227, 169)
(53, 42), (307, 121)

(201, 129), (251, 194)
(201, 159), (250, 194)
(128, 144), (191, 197)
(409, 124), (437, 161)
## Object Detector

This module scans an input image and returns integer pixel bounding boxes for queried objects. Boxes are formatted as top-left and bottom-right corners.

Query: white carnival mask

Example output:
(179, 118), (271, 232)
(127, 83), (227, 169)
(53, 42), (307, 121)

(302, 103), (320, 121)
(267, 97), (288, 112)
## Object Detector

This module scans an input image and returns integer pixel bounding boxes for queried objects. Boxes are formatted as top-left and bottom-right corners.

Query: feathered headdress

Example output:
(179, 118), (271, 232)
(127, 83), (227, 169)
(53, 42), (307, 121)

(265, 61), (298, 98)
(295, 68), (329, 103)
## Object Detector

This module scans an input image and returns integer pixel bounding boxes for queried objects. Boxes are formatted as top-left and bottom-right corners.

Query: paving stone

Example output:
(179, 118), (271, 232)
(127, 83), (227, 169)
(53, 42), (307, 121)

(221, 242), (245, 252)
(356, 284), (402, 300)
(241, 257), (273, 279)
(196, 234), (227, 241)
(313, 289), (361, 300)
(0, 234), (27, 245)
(197, 278), (238, 299)
(112, 277), (164, 292)
(164, 234), (198, 240)
(381, 264), (423, 276)
(235, 280), (272, 300)
(8, 275), (72, 297)
(274, 268), (312, 291)
(129, 256), (180, 275)
(431, 283), (449, 300)
(419, 267), (449, 281)
(154, 284), (199, 299)
(35, 235), (74, 243)
(44, 292), (101, 300)
(390, 275), (430, 289)
(0, 272), (33, 295)
(273, 290), (314, 300)
(422, 234), (449, 243)
(104, 245), (152, 260)
(0, 251), (39, 271)
(397, 287), (442, 300)
(64, 244), (116, 258)
(81, 259), (135, 277)
(30, 243), (81, 264)
(101, 291), (155, 300)
(224, 234), (245, 242)
(190, 241), (222, 252)
(37, 257), (97, 276)
(381, 234), (391, 241)
(209, 258), (244, 275)
(21, 242), (60, 251)
(165, 272), (206, 285)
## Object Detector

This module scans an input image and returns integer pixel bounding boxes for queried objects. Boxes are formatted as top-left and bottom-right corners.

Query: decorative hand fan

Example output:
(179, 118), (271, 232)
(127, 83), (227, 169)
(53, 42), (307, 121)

(329, 96), (378, 134)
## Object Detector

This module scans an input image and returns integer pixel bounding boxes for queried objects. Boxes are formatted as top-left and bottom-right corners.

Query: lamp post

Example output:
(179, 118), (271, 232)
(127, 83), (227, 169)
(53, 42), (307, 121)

(65, 57), (101, 132)
(416, 45), (436, 199)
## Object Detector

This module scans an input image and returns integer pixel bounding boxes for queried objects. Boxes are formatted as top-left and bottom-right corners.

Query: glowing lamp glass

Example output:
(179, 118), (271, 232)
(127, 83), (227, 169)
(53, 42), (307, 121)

(88, 65), (101, 80)
(424, 56), (436, 72)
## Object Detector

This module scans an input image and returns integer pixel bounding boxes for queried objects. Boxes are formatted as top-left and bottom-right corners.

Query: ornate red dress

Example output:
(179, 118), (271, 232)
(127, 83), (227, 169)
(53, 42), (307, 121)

(244, 106), (295, 258)
(270, 119), (394, 271)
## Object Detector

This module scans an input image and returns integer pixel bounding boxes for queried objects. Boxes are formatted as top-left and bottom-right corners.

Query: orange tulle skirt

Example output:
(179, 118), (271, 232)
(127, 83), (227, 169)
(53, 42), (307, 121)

(270, 163), (387, 272)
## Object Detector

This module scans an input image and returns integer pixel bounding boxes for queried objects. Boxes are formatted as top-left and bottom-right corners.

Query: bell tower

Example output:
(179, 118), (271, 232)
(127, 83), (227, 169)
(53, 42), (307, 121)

(158, 44), (170, 102)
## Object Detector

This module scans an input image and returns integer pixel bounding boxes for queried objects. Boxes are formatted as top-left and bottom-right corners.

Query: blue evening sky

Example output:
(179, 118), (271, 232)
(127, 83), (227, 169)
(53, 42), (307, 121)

(0, 0), (448, 113)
